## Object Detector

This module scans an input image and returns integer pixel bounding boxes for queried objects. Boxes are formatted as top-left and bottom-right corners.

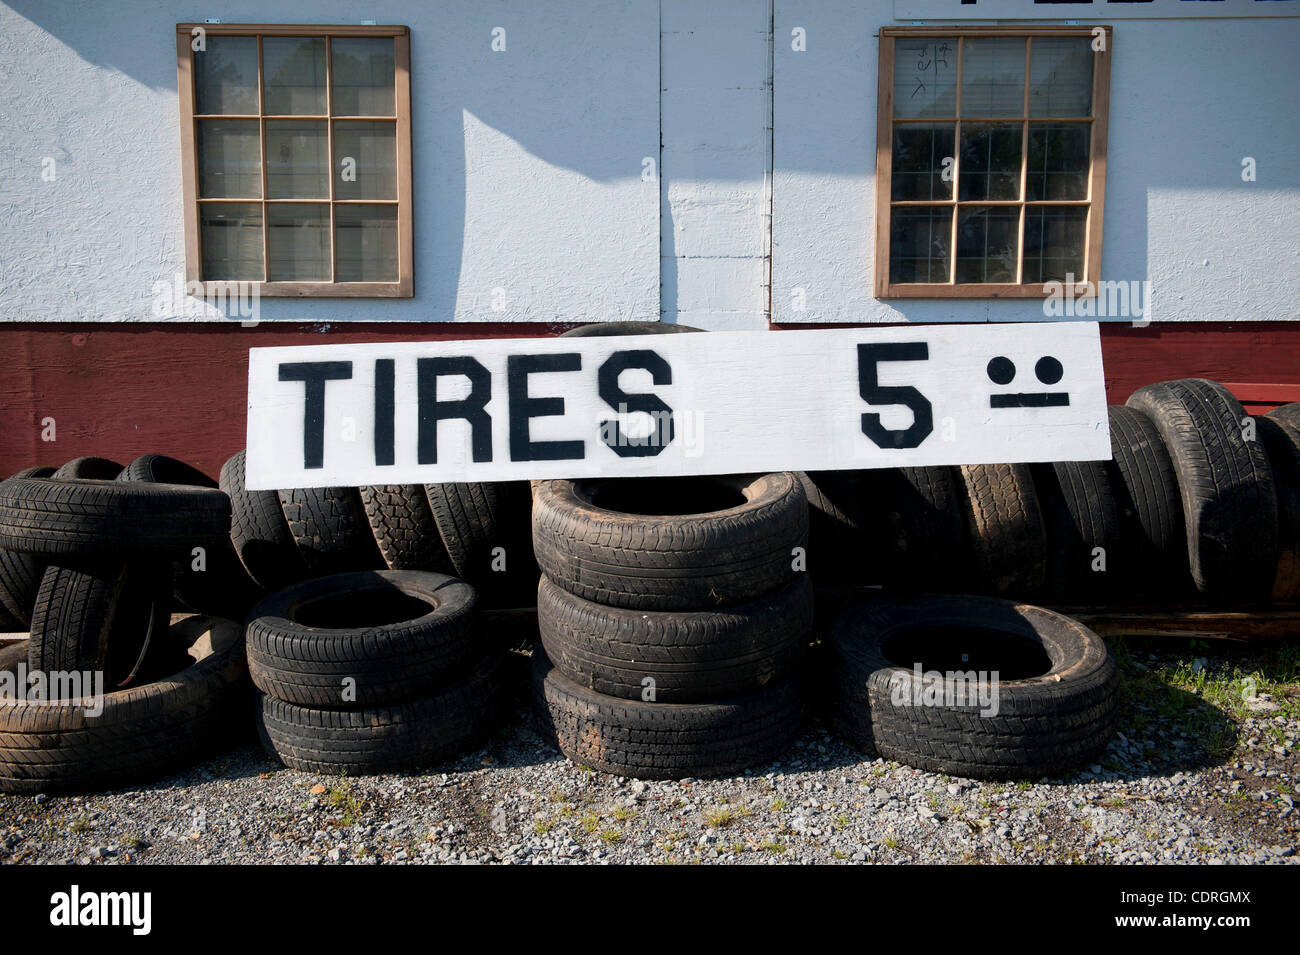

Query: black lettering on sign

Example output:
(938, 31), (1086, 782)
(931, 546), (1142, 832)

(507, 354), (585, 462)
(598, 350), (674, 458)
(278, 361), (353, 469)
(374, 359), (395, 466)
(416, 357), (493, 465)
(858, 343), (933, 450)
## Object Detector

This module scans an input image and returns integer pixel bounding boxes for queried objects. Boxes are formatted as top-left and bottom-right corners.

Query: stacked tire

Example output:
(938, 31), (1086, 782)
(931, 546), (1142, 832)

(249, 570), (513, 774)
(530, 472), (812, 779)
(0, 464), (248, 793)
(220, 450), (538, 608)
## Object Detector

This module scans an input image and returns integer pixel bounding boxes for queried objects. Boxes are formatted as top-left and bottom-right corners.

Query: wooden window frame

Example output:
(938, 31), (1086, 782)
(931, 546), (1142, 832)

(874, 25), (1111, 300)
(176, 23), (413, 298)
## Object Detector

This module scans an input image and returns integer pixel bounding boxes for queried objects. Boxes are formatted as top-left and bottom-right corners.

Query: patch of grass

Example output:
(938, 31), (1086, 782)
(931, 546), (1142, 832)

(581, 813), (599, 834)
(832, 849), (849, 860)
(761, 840), (786, 854)
(533, 820), (552, 835)
(68, 816), (90, 835)
(1016, 781), (1033, 793)
(771, 797), (788, 811)
(884, 835), (901, 849)
(835, 814), (852, 828)
(612, 806), (636, 822)
(325, 784), (363, 827)
(704, 806), (738, 829)
(555, 805), (575, 821)
(599, 829), (622, 845)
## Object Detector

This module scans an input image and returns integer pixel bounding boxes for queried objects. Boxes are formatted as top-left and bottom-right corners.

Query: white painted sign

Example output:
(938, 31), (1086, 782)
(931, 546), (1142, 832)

(244, 324), (1110, 490)
(895, 0), (1298, 19)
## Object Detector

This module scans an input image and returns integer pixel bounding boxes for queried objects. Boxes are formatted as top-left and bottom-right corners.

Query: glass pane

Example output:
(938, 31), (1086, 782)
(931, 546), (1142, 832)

(889, 207), (952, 284)
(961, 38), (1025, 118)
(893, 39), (957, 119)
(331, 37), (396, 116)
(892, 124), (955, 201)
(266, 120), (328, 198)
(194, 36), (259, 114)
(1027, 123), (1090, 201)
(1023, 207), (1087, 284)
(197, 120), (262, 198)
(267, 203), (331, 281)
(333, 121), (397, 200)
(264, 37), (327, 115)
(335, 205), (398, 281)
(956, 207), (1020, 283)
(200, 203), (263, 280)
(959, 124), (1022, 202)
(1030, 38), (1093, 117)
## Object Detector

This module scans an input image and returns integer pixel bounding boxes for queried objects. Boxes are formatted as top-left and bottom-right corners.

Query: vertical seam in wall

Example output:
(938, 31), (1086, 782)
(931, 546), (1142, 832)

(766, 0), (775, 328)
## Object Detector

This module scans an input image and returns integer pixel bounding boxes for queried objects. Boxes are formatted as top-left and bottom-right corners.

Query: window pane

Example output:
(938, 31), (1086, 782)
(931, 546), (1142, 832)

(194, 36), (259, 114)
(961, 38), (1025, 118)
(889, 207), (952, 284)
(333, 121), (397, 200)
(331, 37), (396, 116)
(956, 207), (1019, 283)
(893, 39), (957, 119)
(197, 120), (262, 198)
(264, 37), (327, 115)
(1029, 38), (1093, 118)
(892, 124), (955, 201)
(1027, 123), (1089, 201)
(266, 120), (328, 198)
(267, 203), (331, 281)
(200, 203), (263, 280)
(1023, 207), (1086, 284)
(335, 205), (398, 281)
(959, 124), (1022, 202)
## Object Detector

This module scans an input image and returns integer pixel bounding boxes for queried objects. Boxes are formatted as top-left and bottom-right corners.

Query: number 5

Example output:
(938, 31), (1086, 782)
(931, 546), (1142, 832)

(858, 343), (933, 449)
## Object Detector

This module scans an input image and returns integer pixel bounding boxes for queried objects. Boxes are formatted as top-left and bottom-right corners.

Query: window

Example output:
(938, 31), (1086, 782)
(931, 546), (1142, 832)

(874, 26), (1110, 299)
(176, 24), (412, 297)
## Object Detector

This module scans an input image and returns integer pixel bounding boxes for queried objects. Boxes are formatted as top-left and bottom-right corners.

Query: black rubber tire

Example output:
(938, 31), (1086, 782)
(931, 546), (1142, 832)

(27, 562), (171, 689)
(0, 467), (56, 629)
(255, 650), (511, 775)
(1032, 459), (1125, 603)
(1268, 402), (1300, 433)
(559, 322), (704, 337)
(956, 464), (1048, 599)
(121, 454), (263, 619)
(0, 477), (231, 560)
(532, 649), (804, 780)
(1106, 406), (1191, 601)
(538, 573), (812, 702)
(425, 481), (537, 606)
(860, 466), (971, 592)
(54, 457), (123, 480)
(796, 471), (871, 587)
(827, 595), (1119, 780)
(1255, 416), (1300, 602)
(0, 615), (249, 794)
(360, 484), (455, 573)
(533, 473), (807, 611)
(247, 571), (481, 707)
(220, 450), (306, 591)
(278, 486), (383, 576)
(1127, 379), (1278, 599)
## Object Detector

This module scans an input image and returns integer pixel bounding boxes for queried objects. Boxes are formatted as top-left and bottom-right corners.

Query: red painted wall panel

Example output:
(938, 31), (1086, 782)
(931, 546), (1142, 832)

(1, 321), (1297, 479)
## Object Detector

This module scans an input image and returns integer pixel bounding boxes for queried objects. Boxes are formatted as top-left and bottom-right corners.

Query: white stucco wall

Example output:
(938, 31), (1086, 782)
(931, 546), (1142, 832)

(0, 1), (1296, 326)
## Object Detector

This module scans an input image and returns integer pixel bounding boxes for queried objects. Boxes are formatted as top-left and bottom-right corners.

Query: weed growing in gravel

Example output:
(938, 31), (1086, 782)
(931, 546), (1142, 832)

(762, 840), (786, 854)
(884, 835), (901, 849)
(612, 807), (636, 822)
(68, 816), (90, 835)
(771, 798), (788, 811)
(325, 785), (363, 826)
(705, 807), (737, 828)
(1016, 781), (1033, 793)
(835, 814), (852, 828)
(581, 813), (599, 834)
(533, 820), (552, 835)
(599, 829), (622, 844)
(832, 849), (848, 860)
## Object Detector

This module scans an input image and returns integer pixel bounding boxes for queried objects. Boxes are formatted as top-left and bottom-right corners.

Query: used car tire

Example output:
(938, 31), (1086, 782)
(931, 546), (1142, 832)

(532, 649), (804, 780)
(0, 466), (56, 628)
(0, 477), (231, 560)
(538, 573), (812, 702)
(360, 485), (455, 574)
(533, 473), (807, 611)
(1268, 402), (1300, 433)
(559, 322), (704, 337)
(957, 464), (1048, 599)
(255, 650), (510, 775)
(827, 595), (1119, 780)
(220, 450), (306, 591)
(0, 615), (249, 794)
(53, 457), (123, 480)
(1127, 379), (1278, 599)
(1032, 459), (1125, 603)
(247, 570), (481, 707)
(425, 481), (537, 607)
(278, 486), (383, 576)
(1255, 416), (1300, 602)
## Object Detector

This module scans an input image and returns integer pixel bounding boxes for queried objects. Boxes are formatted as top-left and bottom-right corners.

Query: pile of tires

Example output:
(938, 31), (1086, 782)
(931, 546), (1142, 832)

(530, 472), (812, 779)
(0, 458), (249, 793)
(220, 450), (538, 609)
(803, 378), (1298, 606)
(825, 595), (1120, 780)
(249, 570), (513, 774)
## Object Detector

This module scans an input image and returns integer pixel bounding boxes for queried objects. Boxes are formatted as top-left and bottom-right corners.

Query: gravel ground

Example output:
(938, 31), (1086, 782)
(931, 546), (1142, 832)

(1, 638), (1298, 866)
